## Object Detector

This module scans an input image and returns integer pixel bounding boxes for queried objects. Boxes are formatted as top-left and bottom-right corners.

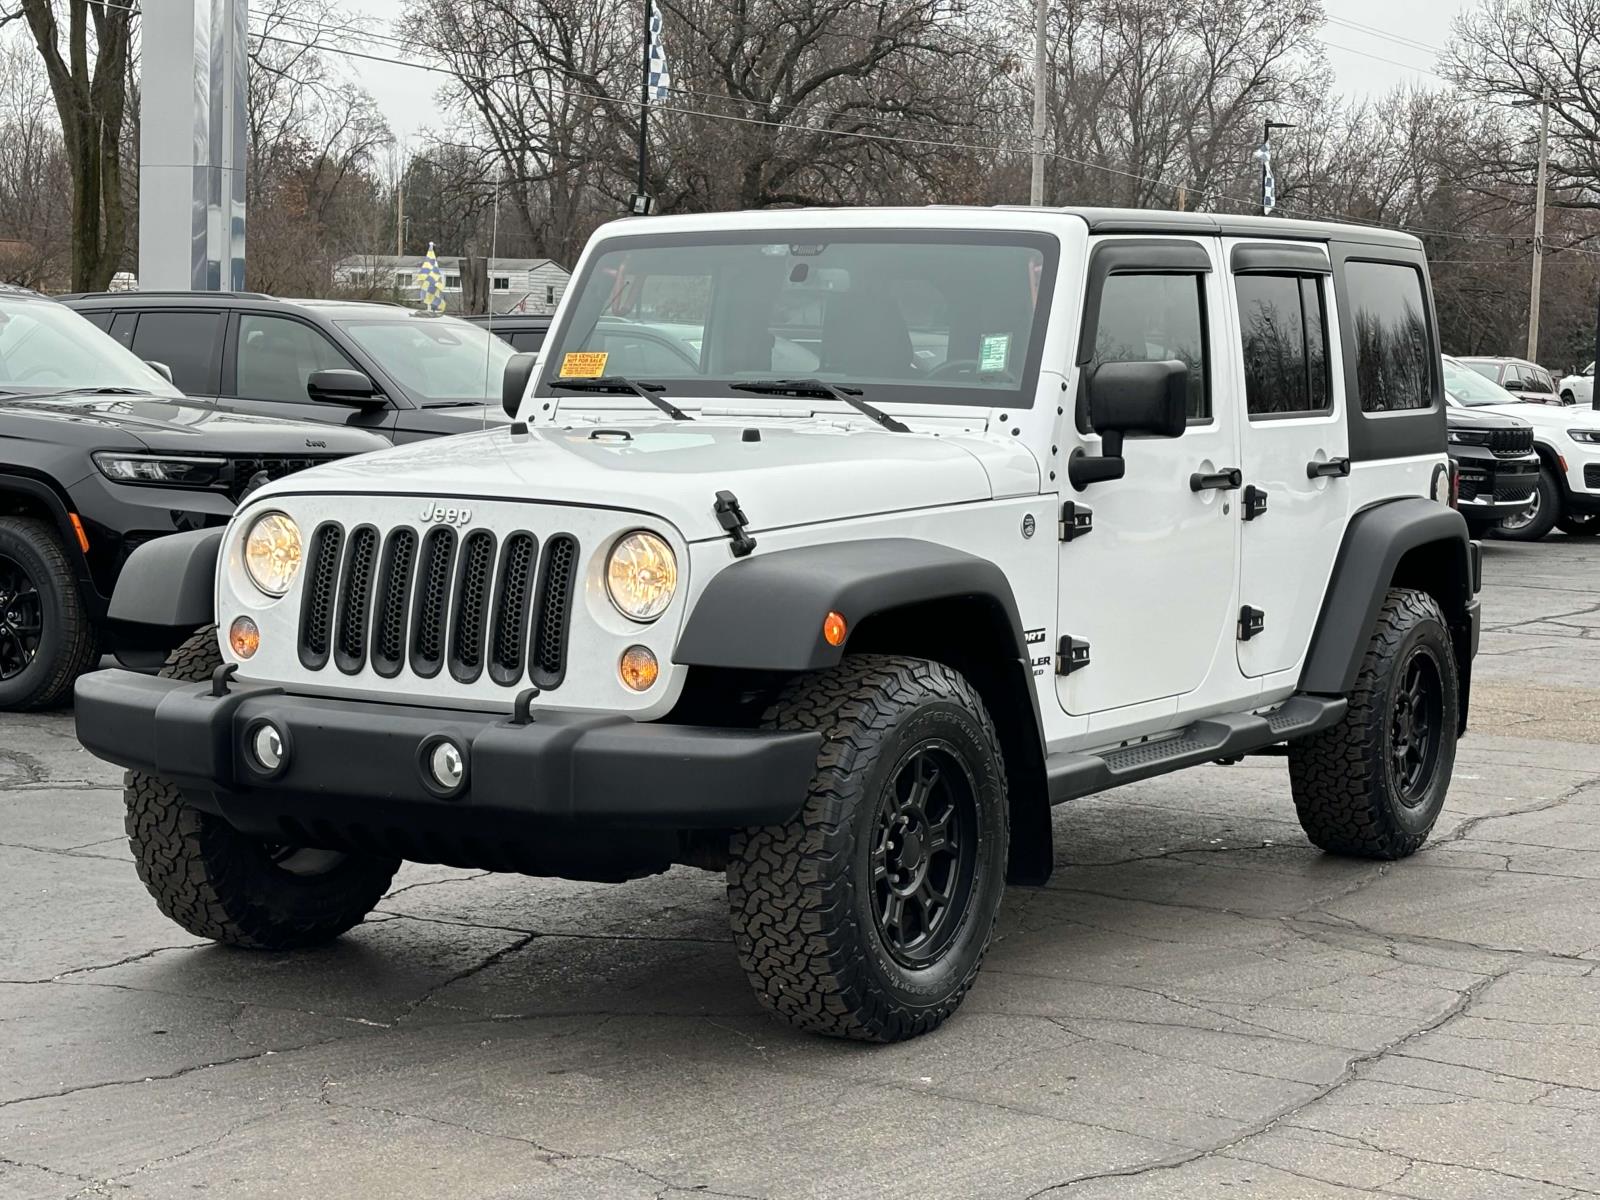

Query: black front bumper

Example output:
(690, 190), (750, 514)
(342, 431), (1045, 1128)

(75, 670), (821, 866)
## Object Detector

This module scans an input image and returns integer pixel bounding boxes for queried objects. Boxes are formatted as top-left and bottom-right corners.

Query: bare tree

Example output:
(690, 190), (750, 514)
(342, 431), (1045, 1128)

(0, 30), (71, 285)
(6, 0), (135, 290)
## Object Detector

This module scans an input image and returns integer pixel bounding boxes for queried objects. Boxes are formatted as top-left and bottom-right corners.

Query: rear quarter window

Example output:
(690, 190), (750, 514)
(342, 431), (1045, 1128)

(1345, 261), (1431, 412)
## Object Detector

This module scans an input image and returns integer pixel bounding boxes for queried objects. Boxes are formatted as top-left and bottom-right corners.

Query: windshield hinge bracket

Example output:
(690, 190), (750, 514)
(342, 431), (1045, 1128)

(714, 490), (757, 558)
(1059, 502), (1093, 542)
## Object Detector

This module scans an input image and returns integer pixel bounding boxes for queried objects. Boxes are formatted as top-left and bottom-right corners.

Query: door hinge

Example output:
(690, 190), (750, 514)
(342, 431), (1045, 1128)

(1056, 636), (1091, 675)
(1059, 501), (1093, 542)
(1242, 485), (1269, 521)
(713, 490), (757, 558)
(1238, 606), (1265, 641)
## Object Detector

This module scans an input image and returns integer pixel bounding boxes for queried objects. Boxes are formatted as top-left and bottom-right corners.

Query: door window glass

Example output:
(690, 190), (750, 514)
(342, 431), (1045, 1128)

(1524, 369), (1554, 395)
(1346, 261), (1432, 412)
(1089, 273), (1209, 419)
(236, 315), (353, 403)
(78, 310), (113, 332)
(1501, 366), (1524, 390)
(509, 330), (545, 353)
(1236, 274), (1331, 416)
(128, 311), (222, 394)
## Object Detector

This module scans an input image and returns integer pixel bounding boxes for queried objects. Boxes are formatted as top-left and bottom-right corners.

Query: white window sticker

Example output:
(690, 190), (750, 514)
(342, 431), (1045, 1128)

(979, 333), (1011, 374)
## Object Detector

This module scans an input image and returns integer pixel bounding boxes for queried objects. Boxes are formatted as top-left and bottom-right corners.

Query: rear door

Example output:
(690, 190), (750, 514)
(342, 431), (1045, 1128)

(124, 309), (225, 398)
(1228, 241), (1352, 678)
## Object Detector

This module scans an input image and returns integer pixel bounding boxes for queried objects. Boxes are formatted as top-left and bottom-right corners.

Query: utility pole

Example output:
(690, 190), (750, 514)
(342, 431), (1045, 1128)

(1029, 0), (1047, 205)
(1527, 83), (1553, 362)
(395, 174), (404, 259)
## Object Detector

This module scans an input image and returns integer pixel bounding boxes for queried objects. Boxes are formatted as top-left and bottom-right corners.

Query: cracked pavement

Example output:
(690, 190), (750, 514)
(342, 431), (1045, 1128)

(4, 536), (1600, 1199)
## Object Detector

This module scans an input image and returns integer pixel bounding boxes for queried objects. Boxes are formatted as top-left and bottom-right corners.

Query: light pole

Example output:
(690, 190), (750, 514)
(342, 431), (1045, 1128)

(1514, 86), (1553, 362)
(1257, 119), (1295, 217)
(1029, 0), (1048, 206)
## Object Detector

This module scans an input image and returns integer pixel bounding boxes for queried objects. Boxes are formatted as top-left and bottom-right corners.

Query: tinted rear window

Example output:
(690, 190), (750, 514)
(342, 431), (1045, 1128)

(128, 311), (223, 395)
(1346, 262), (1431, 412)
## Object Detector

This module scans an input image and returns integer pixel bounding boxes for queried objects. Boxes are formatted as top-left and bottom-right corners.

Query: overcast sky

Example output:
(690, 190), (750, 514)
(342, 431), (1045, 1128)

(351, 0), (1473, 145)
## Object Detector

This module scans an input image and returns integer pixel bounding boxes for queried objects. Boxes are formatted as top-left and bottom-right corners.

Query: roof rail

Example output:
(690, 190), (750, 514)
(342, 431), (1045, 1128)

(53, 289), (278, 301)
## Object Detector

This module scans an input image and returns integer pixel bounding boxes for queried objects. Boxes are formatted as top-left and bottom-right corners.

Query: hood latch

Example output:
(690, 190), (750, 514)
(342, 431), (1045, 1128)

(714, 490), (757, 558)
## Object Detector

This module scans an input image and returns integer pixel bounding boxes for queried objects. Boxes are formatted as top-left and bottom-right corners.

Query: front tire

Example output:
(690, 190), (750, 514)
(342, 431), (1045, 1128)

(1288, 589), (1459, 859)
(125, 626), (400, 948)
(727, 655), (1008, 1042)
(1496, 466), (1560, 541)
(0, 516), (99, 711)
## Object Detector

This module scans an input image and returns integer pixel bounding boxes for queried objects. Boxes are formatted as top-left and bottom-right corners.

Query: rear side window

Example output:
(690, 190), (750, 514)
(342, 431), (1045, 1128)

(78, 310), (113, 332)
(128, 311), (223, 395)
(1236, 275), (1330, 416)
(509, 331), (545, 353)
(1345, 262), (1431, 412)
(1090, 274), (1210, 420)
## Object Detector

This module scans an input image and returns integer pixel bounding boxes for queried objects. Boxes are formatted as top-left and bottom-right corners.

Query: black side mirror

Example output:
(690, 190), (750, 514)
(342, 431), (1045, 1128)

(1069, 360), (1189, 488)
(502, 353), (538, 419)
(307, 368), (384, 408)
(144, 360), (174, 383)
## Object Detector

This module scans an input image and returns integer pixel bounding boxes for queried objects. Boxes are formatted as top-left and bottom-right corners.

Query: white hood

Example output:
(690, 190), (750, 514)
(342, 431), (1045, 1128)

(248, 419), (1040, 541)
(1472, 400), (1600, 430)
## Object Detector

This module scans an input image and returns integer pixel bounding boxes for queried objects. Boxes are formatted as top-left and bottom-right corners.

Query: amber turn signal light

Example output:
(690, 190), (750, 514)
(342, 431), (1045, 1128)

(619, 645), (659, 691)
(823, 611), (847, 647)
(228, 616), (260, 659)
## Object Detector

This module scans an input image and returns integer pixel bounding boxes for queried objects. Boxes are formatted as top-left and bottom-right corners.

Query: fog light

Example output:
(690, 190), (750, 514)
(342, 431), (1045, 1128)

(619, 645), (659, 691)
(250, 723), (284, 773)
(229, 616), (260, 658)
(427, 740), (465, 791)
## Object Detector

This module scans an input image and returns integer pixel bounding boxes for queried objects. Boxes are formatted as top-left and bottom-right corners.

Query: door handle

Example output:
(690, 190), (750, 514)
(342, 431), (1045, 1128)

(1307, 457), (1352, 479)
(1190, 467), (1242, 492)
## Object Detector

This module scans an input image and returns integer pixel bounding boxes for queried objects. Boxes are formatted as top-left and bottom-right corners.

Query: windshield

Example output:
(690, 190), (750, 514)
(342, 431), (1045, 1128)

(0, 298), (182, 397)
(1442, 357), (1517, 407)
(336, 315), (516, 403)
(1459, 360), (1500, 382)
(537, 230), (1057, 410)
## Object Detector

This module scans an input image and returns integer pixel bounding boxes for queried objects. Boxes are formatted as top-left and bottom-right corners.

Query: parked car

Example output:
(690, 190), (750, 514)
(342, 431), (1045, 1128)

(1440, 357), (1540, 536)
(1558, 361), (1594, 407)
(461, 313), (551, 354)
(1444, 355), (1600, 539)
(60, 292), (518, 443)
(79, 206), (1479, 1043)
(0, 284), (389, 710)
(1456, 355), (1562, 404)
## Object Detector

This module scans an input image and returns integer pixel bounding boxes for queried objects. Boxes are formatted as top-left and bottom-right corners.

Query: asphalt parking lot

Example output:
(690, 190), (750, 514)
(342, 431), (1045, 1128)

(4, 537), (1600, 1200)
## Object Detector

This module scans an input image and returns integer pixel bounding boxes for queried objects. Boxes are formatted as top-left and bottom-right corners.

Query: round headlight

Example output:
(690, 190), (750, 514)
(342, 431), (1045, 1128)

(243, 511), (303, 597)
(605, 531), (677, 622)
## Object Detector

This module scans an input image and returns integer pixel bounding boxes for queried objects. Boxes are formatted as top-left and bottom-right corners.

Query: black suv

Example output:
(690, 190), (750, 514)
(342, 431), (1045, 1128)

(1440, 355), (1540, 536)
(0, 286), (388, 710)
(61, 293), (518, 443)
(461, 313), (551, 353)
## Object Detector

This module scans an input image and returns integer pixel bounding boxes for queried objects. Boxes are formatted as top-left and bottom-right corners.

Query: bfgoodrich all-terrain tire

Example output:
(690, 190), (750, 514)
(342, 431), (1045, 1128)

(1289, 588), (1459, 859)
(125, 626), (400, 948)
(727, 654), (1009, 1042)
(0, 516), (99, 711)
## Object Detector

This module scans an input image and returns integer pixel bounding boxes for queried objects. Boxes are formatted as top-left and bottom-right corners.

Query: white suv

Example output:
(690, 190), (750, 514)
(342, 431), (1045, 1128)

(77, 207), (1480, 1042)
(1559, 362), (1594, 407)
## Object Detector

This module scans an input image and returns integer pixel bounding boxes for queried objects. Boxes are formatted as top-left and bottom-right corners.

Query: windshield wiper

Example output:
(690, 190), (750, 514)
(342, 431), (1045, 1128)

(730, 378), (909, 433)
(33, 386), (155, 398)
(548, 376), (691, 421)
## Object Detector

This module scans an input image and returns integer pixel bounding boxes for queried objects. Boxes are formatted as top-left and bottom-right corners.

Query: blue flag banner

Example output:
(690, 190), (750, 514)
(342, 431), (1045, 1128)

(417, 243), (447, 312)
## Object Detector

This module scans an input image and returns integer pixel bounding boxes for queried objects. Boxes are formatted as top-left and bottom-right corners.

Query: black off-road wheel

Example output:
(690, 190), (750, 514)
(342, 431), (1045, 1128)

(727, 654), (1009, 1042)
(1289, 589), (1459, 859)
(0, 516), (99, 711)
(1496, 466), (1560, 541)
(125, 625), (400, 949)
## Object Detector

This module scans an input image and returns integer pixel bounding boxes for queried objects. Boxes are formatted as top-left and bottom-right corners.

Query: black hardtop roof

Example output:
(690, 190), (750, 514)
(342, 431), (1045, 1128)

(1059, 207), (1425, 251)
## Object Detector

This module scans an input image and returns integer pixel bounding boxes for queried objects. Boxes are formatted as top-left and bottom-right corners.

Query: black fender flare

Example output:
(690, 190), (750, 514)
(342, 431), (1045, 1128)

(1300, 498), (1474, 697)
(673, 538), (1030, 670)
(107, 526), (223, 630)
(0, 471), (88, 569)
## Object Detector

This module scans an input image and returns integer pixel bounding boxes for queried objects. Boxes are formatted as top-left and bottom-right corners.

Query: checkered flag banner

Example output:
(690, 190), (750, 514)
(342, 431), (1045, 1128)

(417, 242), (447, 312)
(647, 3), (671, 103)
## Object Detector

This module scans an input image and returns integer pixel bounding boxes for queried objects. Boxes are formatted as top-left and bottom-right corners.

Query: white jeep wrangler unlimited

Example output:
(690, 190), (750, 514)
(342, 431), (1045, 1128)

(77, 207), (1480, 1042)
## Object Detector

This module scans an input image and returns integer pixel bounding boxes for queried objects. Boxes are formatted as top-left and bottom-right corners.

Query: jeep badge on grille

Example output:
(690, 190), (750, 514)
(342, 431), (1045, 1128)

(420, 502), (472, 526)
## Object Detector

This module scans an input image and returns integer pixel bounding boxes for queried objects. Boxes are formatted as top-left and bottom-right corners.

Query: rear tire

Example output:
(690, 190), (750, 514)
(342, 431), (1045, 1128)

(727, 655), (1008, 1042)
(0, 516), (99, 711)
(1289, 589), (1459, 859)
(1496, 466), (1559, 541)
(125, 626), (400, 948)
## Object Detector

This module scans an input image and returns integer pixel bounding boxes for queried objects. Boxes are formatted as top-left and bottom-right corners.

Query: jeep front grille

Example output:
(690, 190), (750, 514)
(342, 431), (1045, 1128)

(297, 521), (577, 690)
(1489, 427), (1534, 457)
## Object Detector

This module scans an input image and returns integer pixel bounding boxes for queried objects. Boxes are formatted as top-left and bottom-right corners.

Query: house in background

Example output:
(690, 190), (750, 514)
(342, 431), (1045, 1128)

(333, 254), (570, 314)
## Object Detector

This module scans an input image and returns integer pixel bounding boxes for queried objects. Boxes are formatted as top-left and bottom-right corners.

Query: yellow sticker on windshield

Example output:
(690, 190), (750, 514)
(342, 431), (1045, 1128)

(559, 351), (609, 378)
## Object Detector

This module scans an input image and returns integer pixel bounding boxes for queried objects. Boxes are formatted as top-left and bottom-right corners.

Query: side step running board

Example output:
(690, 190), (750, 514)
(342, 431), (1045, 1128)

(1045, 694), (1347, 805)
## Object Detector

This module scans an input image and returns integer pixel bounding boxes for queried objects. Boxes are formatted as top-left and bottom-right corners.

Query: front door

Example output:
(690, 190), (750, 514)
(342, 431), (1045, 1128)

(1056, 238), (1244, 721)
(1229, 243), (1352, 678)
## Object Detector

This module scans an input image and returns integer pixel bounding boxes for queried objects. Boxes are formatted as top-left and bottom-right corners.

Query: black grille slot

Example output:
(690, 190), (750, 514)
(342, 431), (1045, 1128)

(1587, 464), (1600, 489)
(1496, 471), (1538, 501)
(1489, 427), (1534, 457)
(297, 523), (344, 670)
(333, 526), (379, 674)
(408, 527), (456, 678)
(488, 533), (537, 686)
(226, 456), (336, 502)
(371, 528), (419, 678)
(530, 534), (577, 689)
(447, 531), (497, 683)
